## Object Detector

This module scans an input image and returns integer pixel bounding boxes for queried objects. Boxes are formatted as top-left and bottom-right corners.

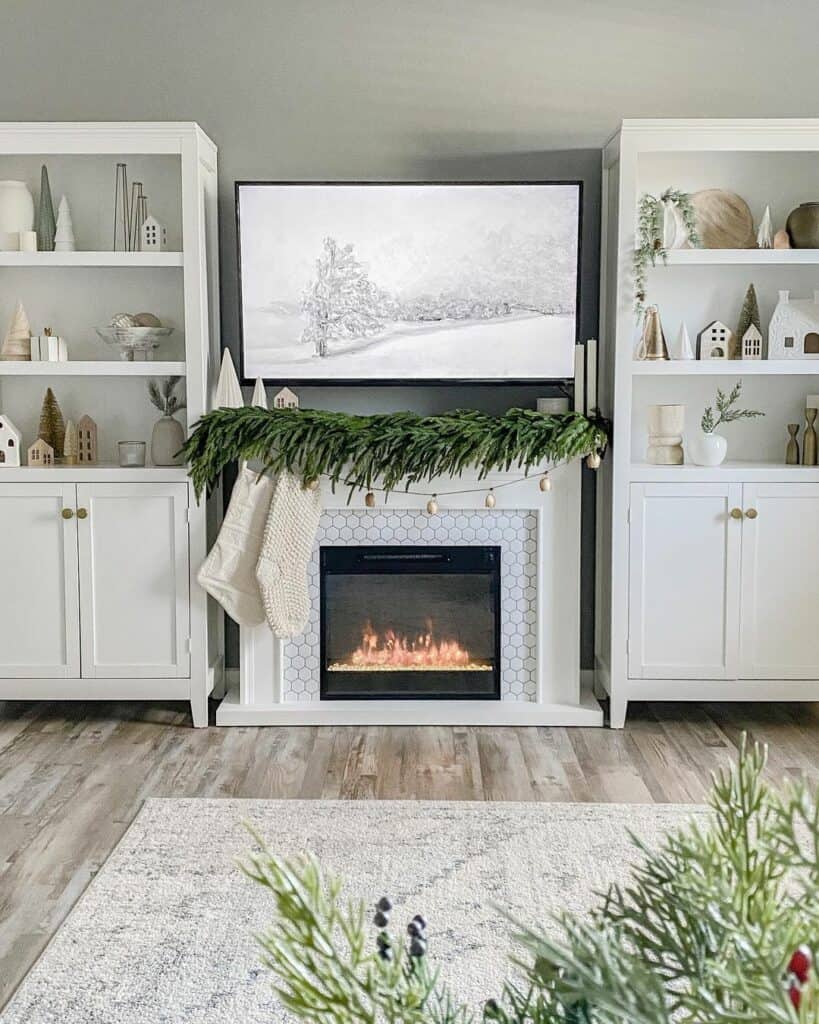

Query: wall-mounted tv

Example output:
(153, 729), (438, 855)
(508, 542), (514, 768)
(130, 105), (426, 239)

(236, 181), (581, 385)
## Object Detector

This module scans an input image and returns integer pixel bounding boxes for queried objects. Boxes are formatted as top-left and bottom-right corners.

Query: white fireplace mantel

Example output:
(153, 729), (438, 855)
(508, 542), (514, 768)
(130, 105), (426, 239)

(216, 462), (602, 726)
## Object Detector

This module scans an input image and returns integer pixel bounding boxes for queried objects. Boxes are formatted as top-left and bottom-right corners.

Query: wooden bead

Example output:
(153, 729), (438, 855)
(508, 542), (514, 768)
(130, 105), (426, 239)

(365, 491), (376, 507)
(304, 477), (320, 491)
(539, 474), (552, 492)
(484, 490), (496, 509)
(586, 452), (601, 470)
(426, 497), (439, 515)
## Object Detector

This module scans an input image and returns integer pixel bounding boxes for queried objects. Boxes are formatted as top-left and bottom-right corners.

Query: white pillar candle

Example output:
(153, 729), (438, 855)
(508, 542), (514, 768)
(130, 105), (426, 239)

(19, 230), (37, 252)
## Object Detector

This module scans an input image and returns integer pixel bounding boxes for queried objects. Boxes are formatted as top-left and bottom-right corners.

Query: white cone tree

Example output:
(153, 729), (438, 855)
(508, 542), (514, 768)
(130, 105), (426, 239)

(54, 196), (75, 252)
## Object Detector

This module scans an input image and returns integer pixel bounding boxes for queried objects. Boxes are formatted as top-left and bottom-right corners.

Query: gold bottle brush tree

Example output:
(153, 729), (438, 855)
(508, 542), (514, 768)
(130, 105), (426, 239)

(636, 305), (669, 360)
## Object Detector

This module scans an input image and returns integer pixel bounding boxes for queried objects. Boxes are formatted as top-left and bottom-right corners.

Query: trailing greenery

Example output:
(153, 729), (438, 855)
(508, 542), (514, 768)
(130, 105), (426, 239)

(182, 406), (608, 498)
(241, 739), (819, 1023)
(634, 189), (699, 315)
(701, 380), (764, 434)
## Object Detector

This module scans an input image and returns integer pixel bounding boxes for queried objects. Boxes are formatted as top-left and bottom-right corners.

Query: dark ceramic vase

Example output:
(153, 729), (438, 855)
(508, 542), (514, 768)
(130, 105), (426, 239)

(786, 203), (819, 248)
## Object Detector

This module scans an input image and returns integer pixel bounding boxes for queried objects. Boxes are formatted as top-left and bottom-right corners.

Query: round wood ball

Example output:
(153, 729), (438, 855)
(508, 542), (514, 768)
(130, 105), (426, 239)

(426, 497), (439, 515)
(485, 490), (496, 508)
(586, 452), (602, 470)
(691, 189), (756, 249)
(365, 491), (376, 507)
(133, 312), (162, 327)
(539, 474), (552, 492)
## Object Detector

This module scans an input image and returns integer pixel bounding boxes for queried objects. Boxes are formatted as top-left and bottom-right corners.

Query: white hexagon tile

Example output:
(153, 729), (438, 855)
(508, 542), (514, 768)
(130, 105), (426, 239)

(282, 510), (538, 703)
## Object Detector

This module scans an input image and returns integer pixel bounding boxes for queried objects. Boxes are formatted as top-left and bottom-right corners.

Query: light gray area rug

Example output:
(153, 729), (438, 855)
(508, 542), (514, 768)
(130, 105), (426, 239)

(1, 799), (707, 1023)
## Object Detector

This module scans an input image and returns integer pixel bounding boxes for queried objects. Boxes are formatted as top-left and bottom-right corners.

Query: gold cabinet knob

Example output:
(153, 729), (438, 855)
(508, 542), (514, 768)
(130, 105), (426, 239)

(76, 507), (88, 520)
(61, 508), (74, 520)
(730, 508), (743, 519)
(745, 508), (758, 519)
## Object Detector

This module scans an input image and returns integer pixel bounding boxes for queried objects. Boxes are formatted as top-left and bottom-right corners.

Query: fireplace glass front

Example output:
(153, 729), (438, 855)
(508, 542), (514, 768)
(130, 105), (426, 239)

(320, 546), (501, 700)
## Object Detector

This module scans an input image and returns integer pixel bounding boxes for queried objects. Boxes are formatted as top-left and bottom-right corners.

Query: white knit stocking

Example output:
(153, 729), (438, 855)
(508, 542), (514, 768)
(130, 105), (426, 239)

(255, 471), (322, 638)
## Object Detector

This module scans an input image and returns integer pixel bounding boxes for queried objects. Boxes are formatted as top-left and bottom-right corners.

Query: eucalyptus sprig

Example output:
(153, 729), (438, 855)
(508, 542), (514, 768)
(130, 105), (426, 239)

(147, 375), (186, 418)
(701, 380), (764, 434)
(181, 407), (609, 499)
(634, 188), (699, 314)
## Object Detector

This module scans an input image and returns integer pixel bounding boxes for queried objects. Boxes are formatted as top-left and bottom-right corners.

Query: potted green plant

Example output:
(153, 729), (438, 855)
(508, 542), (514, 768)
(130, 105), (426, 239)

(689, 380), (764, 467)
(147, 376), (186, 466)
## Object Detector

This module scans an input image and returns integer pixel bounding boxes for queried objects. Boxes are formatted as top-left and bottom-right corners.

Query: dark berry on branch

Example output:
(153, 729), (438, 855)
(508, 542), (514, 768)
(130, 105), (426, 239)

(373, 911), (389, 928)
(407, 921), (424, 938)
(376, 896), (393, 913)
(376, 933), (390, 950)
(484, 998), (501, 1019)
(409, 937), (427, 958)
(411, 914), (427, 930)
(788, 946), (812, 984)
(378, 947), (394, 962)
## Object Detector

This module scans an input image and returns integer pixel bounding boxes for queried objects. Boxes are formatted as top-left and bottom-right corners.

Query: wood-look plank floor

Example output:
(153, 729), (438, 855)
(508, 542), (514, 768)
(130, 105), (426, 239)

(2, 698), (819, 1007)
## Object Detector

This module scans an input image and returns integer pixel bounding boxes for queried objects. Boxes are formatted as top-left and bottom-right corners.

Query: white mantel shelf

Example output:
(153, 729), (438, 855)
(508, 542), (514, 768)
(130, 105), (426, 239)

(657, 249), (819, 266)
(632, 360), (819, 375)
(0, 464), (189, 482)
(630, 461), (819, 482)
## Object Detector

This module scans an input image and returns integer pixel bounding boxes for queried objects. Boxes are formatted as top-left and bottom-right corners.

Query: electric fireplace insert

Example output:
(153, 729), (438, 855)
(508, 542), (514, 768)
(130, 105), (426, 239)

(320, 546), (501, 700)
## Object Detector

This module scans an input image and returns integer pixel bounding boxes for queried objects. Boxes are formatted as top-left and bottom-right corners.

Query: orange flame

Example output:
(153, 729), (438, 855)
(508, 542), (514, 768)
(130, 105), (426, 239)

(330, 621), (491, 672)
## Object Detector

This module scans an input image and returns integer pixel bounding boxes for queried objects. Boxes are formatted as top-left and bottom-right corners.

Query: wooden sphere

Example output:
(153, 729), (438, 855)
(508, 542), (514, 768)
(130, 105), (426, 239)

(485, 490), (496, 509)
(691, 189), (755, 249)
(586, 451), (602, 470)
(426, 497), (439, 515)
(304, 477), (320, 491)
(539, 474), (552, 492)
(365, 491), (376, 507)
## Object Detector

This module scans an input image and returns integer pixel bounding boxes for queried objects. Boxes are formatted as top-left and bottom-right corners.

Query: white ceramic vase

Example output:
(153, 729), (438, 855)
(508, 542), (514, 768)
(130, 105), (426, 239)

(688, 431), (727, 467)
(151, 415), (185, 466)
(0, 180), (34, 251)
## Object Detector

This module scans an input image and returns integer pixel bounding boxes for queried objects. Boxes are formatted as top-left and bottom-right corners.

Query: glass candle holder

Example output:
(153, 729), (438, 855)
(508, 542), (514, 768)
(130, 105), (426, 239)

(118, 441), (146, 467)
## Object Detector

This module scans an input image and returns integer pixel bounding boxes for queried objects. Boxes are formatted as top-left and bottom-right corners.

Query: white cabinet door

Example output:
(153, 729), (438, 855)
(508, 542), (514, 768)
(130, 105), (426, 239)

(740, 482), (819, 679)
(77, 482), (190, 678)
(628, 483), (742, 679)
(0, 483), (80, 678)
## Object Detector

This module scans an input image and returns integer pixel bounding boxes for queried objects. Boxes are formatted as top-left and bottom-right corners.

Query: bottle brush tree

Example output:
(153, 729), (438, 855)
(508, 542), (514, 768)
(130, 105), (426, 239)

(38, 386), (65, 458)
(241, 738), (819, 1023)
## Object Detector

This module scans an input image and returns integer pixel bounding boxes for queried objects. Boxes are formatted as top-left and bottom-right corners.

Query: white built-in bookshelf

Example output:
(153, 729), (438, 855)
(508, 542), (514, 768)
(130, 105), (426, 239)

(0, 123), (220, 726)
(596, 119), (819, 728)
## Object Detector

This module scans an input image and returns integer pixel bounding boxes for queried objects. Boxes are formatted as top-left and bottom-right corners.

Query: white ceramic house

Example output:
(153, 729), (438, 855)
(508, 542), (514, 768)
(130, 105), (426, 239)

(273, 386), (299, 409)
(140, 214), (167, 252)
(741, 323), (763, 360)
(0, 415), (22, 466)
(697, 320), (733, 360)
(768, 290), (819, 358)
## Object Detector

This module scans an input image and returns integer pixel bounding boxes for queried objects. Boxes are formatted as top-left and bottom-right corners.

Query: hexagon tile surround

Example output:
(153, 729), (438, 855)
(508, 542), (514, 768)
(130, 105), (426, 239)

(282, 510), (538, 703)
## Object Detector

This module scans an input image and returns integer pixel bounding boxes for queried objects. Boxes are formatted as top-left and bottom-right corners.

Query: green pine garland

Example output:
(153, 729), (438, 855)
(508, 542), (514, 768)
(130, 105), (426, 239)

(182, 407), (608, 498)
(242, 739), (819, 1024)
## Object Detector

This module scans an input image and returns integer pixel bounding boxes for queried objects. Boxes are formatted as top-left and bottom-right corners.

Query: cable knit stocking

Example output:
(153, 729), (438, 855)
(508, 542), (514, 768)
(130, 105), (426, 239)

(255, 471), (322, 638)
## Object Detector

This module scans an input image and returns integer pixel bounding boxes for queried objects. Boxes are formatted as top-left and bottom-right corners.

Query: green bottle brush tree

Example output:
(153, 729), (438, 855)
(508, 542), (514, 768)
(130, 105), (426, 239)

(242, 740), (819, 1023)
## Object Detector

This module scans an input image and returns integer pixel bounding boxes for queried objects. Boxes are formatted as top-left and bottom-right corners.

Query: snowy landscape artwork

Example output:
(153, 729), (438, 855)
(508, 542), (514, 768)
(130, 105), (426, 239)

(237, 183), (580, 382)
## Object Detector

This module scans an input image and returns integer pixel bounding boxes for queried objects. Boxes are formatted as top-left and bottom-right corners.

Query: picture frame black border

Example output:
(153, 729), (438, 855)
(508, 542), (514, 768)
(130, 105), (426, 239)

(235, 180), (584, 387)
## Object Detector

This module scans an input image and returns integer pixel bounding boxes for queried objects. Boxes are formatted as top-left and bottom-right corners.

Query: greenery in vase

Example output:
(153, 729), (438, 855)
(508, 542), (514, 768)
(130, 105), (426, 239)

(181, 406), (609, 499)
(242, 738), (819, 1023)
(634, 188), (699, 314)
(147, 376), (186, 418)
(700, 380), (764, 434)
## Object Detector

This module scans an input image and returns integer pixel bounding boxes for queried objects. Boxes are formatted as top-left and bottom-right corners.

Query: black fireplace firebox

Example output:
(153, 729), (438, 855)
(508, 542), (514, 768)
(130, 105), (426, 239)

(320, 546), (501, 700)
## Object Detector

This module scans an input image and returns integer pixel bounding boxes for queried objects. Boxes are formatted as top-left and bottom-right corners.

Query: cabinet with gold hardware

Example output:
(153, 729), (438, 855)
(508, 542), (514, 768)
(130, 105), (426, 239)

(0, 481), (190, 685)
(627, 480), (819, 692)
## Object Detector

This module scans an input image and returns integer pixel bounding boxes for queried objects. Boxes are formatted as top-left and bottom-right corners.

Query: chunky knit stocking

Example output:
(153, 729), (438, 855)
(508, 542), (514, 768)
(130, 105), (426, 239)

(255, 471), (322, 638)
(197, 467), (274, 626)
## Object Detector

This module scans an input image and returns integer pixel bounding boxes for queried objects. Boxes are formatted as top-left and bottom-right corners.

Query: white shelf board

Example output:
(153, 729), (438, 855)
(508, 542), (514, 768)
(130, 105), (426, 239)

(0, 360), (186, 376)
(632, 359), (819, 376)
(0, 251), (183, 267)
(0, 464), (189, 482)
(630, 461), (819, 482)
(656, 249), (819, 266)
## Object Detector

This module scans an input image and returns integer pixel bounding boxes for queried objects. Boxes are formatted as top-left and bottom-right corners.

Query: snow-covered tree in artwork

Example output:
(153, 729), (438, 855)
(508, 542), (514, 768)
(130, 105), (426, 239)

(301, 238), (386, 357)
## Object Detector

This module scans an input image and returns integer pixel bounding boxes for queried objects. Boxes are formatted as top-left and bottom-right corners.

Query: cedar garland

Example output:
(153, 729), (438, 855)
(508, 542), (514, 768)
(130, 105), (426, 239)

(182, 406), (608, 498)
